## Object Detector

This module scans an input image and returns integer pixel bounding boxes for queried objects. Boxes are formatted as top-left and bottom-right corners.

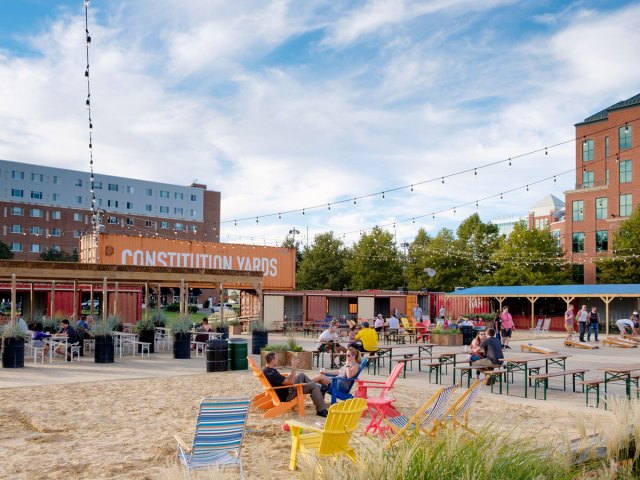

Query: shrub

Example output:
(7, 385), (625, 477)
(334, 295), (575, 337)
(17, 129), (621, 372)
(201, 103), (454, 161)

(165, 303), (180, 312)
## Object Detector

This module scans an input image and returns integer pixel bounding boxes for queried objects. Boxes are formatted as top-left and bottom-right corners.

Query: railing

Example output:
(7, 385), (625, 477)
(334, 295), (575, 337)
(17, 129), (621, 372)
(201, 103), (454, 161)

(574, 180), (608, 190)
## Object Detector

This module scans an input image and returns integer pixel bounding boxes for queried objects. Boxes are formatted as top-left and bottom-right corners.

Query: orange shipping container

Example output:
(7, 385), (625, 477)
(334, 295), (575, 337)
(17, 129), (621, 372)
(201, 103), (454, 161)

(80, 234), (295, 291)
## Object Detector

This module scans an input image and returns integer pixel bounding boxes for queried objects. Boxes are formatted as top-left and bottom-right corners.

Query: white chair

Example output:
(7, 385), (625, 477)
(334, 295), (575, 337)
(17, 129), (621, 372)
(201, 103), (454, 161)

(155, 331), (169, 351)
(530, 319), (543, 336)
(69, 343), (81, 362)
(32, 345), (46, 364)
(84, 338), (95, 352)
(541, 317), (552, 334)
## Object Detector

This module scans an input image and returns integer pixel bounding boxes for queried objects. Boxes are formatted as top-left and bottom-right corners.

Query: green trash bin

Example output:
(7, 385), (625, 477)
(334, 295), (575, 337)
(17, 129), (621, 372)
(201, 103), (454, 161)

(228, 338), (248, 371)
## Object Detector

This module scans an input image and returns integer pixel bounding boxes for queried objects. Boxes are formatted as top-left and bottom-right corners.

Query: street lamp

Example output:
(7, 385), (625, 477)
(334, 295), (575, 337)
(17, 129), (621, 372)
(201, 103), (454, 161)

(288, 228), (300, 243)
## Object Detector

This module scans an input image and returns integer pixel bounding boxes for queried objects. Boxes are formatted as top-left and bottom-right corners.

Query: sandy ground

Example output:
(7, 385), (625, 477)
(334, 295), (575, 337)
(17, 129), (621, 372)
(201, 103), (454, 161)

(0, 331), (636, 479)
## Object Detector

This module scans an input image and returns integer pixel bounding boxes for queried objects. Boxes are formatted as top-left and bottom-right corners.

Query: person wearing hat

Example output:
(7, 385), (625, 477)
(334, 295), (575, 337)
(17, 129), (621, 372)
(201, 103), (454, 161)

(631, 311), (639, 335)
(350, 321), (378, 353)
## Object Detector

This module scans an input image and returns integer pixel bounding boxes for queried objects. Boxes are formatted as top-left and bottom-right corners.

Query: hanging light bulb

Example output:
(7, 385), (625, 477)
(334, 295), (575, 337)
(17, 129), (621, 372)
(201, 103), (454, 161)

(278, 213), (281, 219)
(500, 193), (503, 200)
(554, 176), (556, 183)
(302, 208), (305, 215)
(441, 177), (445, 184)
(526, 185), (529, 191)
(255, 217), (258, 224)
(234, 220), (237, 226)
(412, 218), (415, 223)
(327, 204), (331, 210)
(508, 158), (511, 166)
(382, 191), (385, 199)
(545, 147), (548, 156)
(353, 198), (357, 205)
(410, 184), (414, 192)
(474, 168), (477, 176)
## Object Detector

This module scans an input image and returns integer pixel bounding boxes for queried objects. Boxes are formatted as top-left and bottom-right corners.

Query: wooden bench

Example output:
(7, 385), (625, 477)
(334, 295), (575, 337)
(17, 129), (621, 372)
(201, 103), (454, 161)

(389, 355), (440, 382)
(530, 369), (588, 400)
(455, 366), (507, 393)
(579, 374), (640, 409)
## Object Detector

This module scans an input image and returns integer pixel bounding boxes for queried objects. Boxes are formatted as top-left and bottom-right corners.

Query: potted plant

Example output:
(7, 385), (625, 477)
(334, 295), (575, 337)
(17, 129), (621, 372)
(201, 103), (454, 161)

(168, 316), (192, 359)
(227, 318), (242, 336)
(430, 325), (464, 346)
(93, 315), (119, 364)
(1, 322), (29, 368)
(260, 343), (288, 367)
(134, 316), (156, 354)
(251, 317), (268, 355)
(285, 337), (312, 370)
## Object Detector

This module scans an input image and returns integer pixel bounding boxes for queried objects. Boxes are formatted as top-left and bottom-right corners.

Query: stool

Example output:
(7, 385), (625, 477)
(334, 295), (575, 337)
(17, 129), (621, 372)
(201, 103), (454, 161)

(136, 342), (151, 358)
(32, 346), (46, 364)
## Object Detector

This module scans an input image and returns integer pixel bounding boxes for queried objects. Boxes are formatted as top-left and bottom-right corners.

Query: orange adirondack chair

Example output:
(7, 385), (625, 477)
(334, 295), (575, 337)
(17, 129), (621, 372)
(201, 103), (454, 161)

(248, 357), (309, 419)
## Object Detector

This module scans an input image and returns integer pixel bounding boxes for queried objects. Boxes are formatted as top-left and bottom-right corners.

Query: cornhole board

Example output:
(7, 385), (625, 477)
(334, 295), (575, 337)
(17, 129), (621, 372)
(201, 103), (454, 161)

(564, 340), (599, 349)
(520, 344), (558, 354)
(622, 335), (640, 344)
(602, 337), (637, 348)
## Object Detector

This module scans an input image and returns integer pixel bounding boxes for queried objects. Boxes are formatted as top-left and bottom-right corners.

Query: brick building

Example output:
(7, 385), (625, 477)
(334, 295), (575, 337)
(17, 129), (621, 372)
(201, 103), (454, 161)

(0, 159), (221, 259)
(564, 93), (640, 283)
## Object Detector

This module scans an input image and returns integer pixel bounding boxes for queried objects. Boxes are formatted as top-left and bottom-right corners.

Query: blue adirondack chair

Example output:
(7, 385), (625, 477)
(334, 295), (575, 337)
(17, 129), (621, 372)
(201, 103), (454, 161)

(328, 357), (369, 404)
(174, 396), (250, 480)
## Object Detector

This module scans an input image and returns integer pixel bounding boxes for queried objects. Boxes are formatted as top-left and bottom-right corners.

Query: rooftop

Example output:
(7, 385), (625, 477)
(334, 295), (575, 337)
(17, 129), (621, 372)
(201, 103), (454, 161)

(577, 92), (640, 125)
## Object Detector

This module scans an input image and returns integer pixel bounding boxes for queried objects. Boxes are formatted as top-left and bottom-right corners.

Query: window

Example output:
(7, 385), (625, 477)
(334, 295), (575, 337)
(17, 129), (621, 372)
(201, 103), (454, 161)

(160, 221), (169, 229)
(52, 175), (61, 185)
(11, 225), (23, 234)
(108, 183), (119, 191)
(572, 232), (585, 253)
(30, 191), (43, 199)
(175, 192), (184, 200)
(31, 173), (43, 182)
(50, 228), (61, 237)
(145, 204), (152, 212)
(74, 230), (82, 238)
(126, 202), (133, 209)
(145, 188), (153, 196)
(107, 200), (119, 208)
(582, 171), (594, 188)
(10, 243), (23, 252)
(596, 230), (608, 252)
(582, 139), (594, 161)
(51, 245), (61, 253)
(605, 136), (609, 158)
(75, 195), (83, 204)
(174, 207), (184, 215)
(596, 197), (608, 219)
(74, 213), (83, 221)
(572, 264), (584, 284)
(572, 200), (584, 221)
(190, 194), (197, 202)
(51, 211), (61, 220)
(620, 194), (632, 217)
(126, 218), (134, 226)
(12, 170), (24, 179)
(551, 230), (561, 247)
(11, 188), (24, 197)
(52, 193), (61, 201)
(619, 160), (632, 183)
(126, 186), (134, 194)
(190, 209), (197, 217)
(30, 208), (43, 218)
(619, 125), (632, 150)
(11, 207), (24, 216)
(190, 224), (197, 233)
(159, 206), (169, 213)
(108, 216), (118, 224)
(145, 220), (154, 227)
(75, 179), (83, 187)
(31, 226), (41, 235)
(160, 190), (170, 198)
(174, 223), (184, 231)
(94, 181), (102, 189)
(606, 168), (610, 185)
(29, 244), (41, 253)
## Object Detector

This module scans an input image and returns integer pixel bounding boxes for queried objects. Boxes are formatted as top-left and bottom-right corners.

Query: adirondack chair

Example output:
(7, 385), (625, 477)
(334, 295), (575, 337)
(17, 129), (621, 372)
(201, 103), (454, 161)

(384, 385), (458, 446)
(530, 318), (544, 335)
(328, 357), (369, 404)
(174, 396), (250, 480)
(248, 357), (308, 419)
(286, 397), (367, 470)
(354, 362), (404, 400)
(437, 378), (484, 434)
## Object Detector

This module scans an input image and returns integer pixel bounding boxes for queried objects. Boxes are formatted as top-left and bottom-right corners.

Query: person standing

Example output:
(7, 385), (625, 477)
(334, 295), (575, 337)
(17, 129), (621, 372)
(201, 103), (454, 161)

(439, 305), (446, 320)
(587, 307), (599, 343)
(500, 306), (514, 349)
(564, 305), (575, 342)
(616, 318), (634, 337)
(577, 305), (589, 342)
(412, 304), (423, 322)
(631, 311), (639, 335)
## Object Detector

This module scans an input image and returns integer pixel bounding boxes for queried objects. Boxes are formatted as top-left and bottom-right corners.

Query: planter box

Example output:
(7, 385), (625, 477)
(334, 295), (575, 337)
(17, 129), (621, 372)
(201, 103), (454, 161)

(229, 325), (243, 335)
(430, 333), (463, 347)
(287, 351), (313, 370)
(260, 350), (287, 367)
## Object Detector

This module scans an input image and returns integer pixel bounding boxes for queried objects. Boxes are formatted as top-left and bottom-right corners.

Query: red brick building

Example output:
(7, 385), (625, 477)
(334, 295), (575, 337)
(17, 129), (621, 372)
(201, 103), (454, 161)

(564, 93), (640, 283)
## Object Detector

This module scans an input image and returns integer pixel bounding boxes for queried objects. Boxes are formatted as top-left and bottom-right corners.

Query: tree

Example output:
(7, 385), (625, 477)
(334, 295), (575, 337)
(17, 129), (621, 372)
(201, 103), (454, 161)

(281, 236), (303, 272)
(345, 226), (403, 290)
(0, 240), (13, 259)
(454, 213), (501, 285)
(296, 232), (350, 290)
(405, 228), (433, 291)
(484, 222), (571, 286)
(40, 248), (78, 262)
(597, 207), (640, 283)
(412, 227), (468, 292)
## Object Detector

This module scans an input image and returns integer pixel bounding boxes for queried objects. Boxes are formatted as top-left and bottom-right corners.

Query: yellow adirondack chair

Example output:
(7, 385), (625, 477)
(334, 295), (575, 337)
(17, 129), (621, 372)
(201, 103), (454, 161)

(248, 357), (308, 419)
(286, 397), (367, 470)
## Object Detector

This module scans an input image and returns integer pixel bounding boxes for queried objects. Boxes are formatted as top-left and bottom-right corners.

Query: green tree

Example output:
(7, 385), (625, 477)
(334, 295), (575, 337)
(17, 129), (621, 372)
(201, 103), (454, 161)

(414, 227), (469, 292)
(454, 213), (501, 285)
(296, 232), (350, 290)
(597, 207), (640, 283)
(281, 236), (303, 271)
(346, 226), (403, 290)
(40, 248), (78, 262)
(405, 228), (433, 290)
(484, 222), (571, 286)
(0, 240), (14, 259)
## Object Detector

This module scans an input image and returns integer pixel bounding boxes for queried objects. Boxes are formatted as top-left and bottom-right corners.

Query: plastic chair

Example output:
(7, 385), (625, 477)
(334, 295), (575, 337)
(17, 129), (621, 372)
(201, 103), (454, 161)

(328, 358), (369, 404)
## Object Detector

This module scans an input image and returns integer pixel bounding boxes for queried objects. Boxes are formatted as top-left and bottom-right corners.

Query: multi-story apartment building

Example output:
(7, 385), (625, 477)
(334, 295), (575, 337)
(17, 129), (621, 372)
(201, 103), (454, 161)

(0, 159), (220, 259)
(564, 93), (640, 283)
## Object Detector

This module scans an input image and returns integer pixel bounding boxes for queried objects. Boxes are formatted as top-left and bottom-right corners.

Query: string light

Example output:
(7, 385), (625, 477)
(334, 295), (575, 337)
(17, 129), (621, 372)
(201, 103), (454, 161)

(382, 191), (385, 199)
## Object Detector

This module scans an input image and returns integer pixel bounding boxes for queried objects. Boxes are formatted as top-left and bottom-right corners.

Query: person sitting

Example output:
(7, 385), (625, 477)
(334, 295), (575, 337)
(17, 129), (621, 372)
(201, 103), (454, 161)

(387, 313), (400, 334)
(263, 352), (328, 417)
(199, 318), (213, 332)
(76, 315), (89, 330)
(470, 328), (504, 385)
(468, 331), (486, 363)
(373, 314), (385, 332)
(349, 321), (379, 353)
(312, 347), (362, 391)
(54, 319), (79, 361)
(31, 322), (50, 356)
(315, 322), (347, 366)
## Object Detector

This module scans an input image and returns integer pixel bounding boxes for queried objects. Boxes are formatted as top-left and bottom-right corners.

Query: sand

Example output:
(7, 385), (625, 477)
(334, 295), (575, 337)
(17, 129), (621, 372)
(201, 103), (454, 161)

(0, 332), (628, 479)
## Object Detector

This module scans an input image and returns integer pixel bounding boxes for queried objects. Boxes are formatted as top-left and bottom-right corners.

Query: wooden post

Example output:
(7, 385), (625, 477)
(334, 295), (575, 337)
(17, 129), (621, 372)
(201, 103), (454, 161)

(102, 277), (107, 324)
(220, 283), (224, 325)
(72, 280), (77, 321)
(10, 273), (17, 327)
(50, 280), (56, 319)
(602, 296), (613, 336)
(495, 296), (506, 314)
(29, 282), (34, 323)
(257, 282), (264, 328)
(114, 281), (119, 317)
(157, 283), (161, 316)
(526, 296), (539, 330)
(90, 284), (95, 316)
(180, 279), (185, 319)
(145, 282), (149, 321)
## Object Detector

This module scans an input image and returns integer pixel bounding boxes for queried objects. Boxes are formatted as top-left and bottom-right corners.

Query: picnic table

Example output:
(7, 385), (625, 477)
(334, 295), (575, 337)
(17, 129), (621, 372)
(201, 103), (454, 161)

(598, 364), (640, 400)
(374, 344), (436, 375)
(502, 353), (569, 398)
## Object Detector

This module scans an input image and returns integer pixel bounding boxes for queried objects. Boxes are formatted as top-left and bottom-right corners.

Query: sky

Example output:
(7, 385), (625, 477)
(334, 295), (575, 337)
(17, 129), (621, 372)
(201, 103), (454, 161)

(1, 0), (640, 248)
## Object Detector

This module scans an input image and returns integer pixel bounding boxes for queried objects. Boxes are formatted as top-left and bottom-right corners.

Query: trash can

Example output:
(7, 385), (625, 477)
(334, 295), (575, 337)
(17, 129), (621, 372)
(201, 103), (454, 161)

(206, 339), (228, 372)
(251, 330), (268, 355)
(2, 337), (25, 368)
(228, 338), (248, 371)
(460, 325), (474, 346)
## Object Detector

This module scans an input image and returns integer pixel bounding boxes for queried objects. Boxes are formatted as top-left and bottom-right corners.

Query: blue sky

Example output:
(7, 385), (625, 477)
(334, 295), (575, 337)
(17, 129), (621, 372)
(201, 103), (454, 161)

(1, 0), (639, 247)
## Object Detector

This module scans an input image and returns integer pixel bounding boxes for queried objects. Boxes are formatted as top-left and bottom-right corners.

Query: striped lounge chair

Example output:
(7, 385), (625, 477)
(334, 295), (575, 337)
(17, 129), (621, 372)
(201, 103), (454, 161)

(174, 396), (250, 480)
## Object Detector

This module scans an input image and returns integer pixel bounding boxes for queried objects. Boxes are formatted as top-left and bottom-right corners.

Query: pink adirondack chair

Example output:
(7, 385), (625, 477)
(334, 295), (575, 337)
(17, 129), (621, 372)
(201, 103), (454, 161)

(354, 362), (405, 417)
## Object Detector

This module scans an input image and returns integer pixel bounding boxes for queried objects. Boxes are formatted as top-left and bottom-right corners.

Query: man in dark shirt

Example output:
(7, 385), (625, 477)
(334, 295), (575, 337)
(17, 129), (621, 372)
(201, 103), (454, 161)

(263, 352), (328, 417)
(54, 319), (79, 361)
(471, 328), (504, 385)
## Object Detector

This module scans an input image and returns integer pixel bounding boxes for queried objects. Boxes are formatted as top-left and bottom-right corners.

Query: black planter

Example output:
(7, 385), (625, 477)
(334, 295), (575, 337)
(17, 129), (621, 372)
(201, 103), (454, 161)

(2, 337), (25, 368)
(94, 335), (115, 364)
(138, 329), (155, 354)
(251, 330), (268, 355)
(215, 326), (229, 340)
(173, 332), (191, 359)
(206, 339), (228, 372)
